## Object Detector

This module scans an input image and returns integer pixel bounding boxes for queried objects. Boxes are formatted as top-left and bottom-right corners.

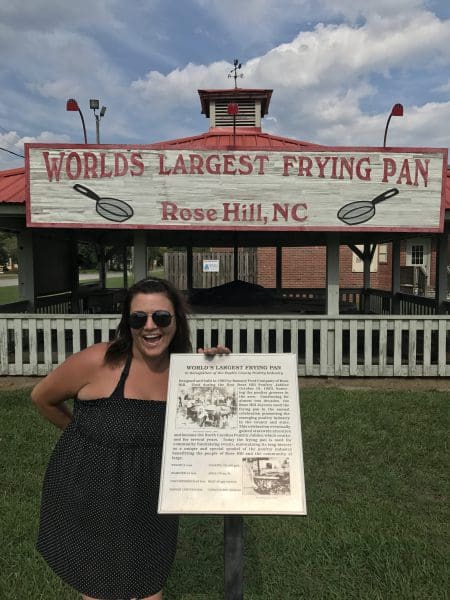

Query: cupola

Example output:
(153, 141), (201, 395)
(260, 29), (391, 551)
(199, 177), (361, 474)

(198, 88), (273, 131)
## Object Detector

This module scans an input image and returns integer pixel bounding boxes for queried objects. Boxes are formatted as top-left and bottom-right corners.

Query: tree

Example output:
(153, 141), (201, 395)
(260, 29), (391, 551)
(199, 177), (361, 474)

(0, 232), (17, 270)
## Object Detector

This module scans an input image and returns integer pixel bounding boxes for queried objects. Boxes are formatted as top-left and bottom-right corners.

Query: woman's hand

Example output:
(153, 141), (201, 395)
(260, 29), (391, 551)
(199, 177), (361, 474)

(197, 345), (231, 355)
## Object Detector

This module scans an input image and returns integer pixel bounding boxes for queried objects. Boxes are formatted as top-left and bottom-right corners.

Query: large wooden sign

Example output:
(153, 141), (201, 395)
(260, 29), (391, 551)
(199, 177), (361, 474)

(25, 144), (447, 232)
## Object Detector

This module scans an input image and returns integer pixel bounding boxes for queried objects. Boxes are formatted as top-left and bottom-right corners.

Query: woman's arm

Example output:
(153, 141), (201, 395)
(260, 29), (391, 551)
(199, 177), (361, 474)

(31, 343), (106, 430)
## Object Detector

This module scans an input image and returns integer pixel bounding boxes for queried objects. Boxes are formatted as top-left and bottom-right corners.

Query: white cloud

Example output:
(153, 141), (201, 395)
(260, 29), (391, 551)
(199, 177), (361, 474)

(0, 129), (72, 170)
(244, 13), (450, 89)
(0, 0), (449, 169)
(131, 61), (232, 113)
(436, 79), (450, 92)
(128, 8), (450, 150)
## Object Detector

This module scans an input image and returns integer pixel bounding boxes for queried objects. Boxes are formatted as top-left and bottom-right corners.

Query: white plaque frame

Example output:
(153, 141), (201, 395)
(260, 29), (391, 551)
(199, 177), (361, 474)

(158, 353), (306, 515)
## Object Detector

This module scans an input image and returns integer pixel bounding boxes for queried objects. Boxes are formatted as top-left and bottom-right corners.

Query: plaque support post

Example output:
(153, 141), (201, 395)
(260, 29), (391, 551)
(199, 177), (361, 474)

(224, 515), (244, 600)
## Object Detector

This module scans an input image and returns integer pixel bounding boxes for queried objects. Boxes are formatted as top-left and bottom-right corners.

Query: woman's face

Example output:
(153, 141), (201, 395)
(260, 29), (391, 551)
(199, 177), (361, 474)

(129, 292), (177, 361)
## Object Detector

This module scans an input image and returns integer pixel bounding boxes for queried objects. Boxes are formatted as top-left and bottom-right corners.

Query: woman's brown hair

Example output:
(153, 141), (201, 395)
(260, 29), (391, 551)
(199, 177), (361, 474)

(105, 278), (192, 364)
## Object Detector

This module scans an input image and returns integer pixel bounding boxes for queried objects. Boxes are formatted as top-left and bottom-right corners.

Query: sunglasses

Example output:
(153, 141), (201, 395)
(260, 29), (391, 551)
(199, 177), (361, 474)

(128, 310), (174, 329)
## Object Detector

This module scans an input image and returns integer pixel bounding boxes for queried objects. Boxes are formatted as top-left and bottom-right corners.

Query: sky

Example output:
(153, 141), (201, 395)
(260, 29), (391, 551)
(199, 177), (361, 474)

(0, 0), (450, 170)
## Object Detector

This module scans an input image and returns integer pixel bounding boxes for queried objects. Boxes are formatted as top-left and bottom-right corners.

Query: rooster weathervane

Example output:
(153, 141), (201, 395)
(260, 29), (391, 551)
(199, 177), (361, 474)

(228, 59), (244, 88)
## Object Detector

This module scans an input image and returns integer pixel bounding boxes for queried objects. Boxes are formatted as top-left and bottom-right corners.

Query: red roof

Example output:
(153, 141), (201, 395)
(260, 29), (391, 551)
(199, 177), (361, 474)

(149, 127), (320, 151)
(0, 167), (26, 203)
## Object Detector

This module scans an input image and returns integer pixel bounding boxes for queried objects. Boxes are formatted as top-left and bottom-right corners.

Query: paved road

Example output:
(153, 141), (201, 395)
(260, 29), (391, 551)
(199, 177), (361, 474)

(0, 277), (18, 287)
(0, 273), (122, 287)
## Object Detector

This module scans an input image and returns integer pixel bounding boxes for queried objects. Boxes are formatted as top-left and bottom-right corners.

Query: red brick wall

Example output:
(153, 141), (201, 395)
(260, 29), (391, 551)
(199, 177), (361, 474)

(215, 237), (449, 292)
(257, 245), (393, 289)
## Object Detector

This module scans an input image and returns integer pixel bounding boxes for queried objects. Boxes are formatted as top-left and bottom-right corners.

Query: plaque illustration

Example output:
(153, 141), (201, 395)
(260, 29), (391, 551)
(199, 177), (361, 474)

(242, 457), (291, 496)
(176, 384), (238, 430)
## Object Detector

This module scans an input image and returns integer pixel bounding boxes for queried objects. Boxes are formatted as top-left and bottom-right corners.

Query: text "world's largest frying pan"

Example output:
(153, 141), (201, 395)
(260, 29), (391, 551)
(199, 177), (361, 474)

(337, 188), (399, 226)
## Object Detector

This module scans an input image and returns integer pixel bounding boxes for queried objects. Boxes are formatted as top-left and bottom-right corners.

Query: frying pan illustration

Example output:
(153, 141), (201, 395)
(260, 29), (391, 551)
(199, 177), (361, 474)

(337, 188), (399, 226)
(73, 184), (134, 223)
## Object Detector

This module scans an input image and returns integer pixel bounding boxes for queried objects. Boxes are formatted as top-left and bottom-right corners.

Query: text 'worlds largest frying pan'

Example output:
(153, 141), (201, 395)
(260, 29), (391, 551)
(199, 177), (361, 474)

(73, 184), (134, 223)
(337, 188), (399, 226)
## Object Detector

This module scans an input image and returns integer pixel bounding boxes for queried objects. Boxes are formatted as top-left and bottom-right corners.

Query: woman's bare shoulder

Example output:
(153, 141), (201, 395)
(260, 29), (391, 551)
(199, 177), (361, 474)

(31, 342), (113, 404)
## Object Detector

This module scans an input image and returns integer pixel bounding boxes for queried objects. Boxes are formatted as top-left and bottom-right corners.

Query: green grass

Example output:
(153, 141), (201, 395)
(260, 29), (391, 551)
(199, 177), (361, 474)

(0, 270), (165, 306)
(0, 388), (448, 599)
(0, 286), (19, 303)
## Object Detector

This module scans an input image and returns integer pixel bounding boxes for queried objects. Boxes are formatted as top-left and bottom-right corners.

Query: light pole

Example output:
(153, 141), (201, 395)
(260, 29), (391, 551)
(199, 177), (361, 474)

(90, 99), (107, 144)
(66, 98), (88, 143)
(383, 103), (404, 147)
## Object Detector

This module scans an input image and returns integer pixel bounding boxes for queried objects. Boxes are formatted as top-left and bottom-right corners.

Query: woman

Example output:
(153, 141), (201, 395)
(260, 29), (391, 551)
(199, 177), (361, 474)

(32, 277), (229, 600)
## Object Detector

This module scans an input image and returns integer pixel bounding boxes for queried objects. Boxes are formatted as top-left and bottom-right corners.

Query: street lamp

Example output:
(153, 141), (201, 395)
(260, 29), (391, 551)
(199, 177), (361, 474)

(383, 103), (404, 147)
(90, 99), (107, 144)
(66, 98), (88, 143)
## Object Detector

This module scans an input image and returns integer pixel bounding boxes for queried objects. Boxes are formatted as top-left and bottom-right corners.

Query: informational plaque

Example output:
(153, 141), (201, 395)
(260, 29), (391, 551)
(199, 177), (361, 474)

(158, 353), (306, 515)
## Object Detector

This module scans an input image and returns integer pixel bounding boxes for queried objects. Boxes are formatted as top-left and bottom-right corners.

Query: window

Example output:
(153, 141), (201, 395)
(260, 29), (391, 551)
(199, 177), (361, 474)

(378, 244), (388, 264)
(406, 238), (430, 271)
(411, 245), (424, 265)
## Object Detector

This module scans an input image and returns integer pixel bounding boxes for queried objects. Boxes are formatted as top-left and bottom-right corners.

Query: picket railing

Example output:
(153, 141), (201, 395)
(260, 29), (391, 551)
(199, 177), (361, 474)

(1, 314), (448, 377)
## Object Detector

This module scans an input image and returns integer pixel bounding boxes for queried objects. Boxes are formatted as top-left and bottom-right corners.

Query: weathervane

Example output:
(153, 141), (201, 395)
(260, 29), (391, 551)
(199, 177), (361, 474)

(228, 59), (243, 88)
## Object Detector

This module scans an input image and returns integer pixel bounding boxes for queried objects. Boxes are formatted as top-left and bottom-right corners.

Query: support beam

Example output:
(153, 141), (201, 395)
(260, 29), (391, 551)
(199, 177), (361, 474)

(233, 240), (239, 280)
(276, 245), (282, 293)
(70, 234), (80, 313)
(363, 243), (374, 290)
(99, 243), (106, 289)
(187, 245), (193, 292)
(391, 239), (401, 313)
(122, 245), (128, 289)
(435, 233), (449, 314)
(17, 229), (35, 310)
(133, 231), (147, 282)
(326, 234), (340, 315)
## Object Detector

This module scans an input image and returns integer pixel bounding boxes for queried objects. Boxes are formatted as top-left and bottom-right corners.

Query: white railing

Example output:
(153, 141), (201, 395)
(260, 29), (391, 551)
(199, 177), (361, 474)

(1, 313), (449, 377)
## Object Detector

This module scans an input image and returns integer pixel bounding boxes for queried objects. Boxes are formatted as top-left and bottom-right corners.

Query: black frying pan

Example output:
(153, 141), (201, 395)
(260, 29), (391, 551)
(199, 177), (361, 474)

(73, 184), (134, 223)
(337, 188), (399, 225)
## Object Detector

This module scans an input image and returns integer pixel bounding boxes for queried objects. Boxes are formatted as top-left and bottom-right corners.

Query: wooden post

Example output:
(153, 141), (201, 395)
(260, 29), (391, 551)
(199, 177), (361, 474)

(122, 245), (128, 289)
(435, 233), (449, 314)
(70, 233), (80, 313)
(133, 231), (147, 282)
(187, 245), (193, 292)
(99, 243), (107, 289)
(276, 245), (282, 294)
(224, 515), (244, 600)
(17, 229), (35, 310)
(326, 234), (340, 315)
(391, 239), (401, 314)
(362, 243), (376, 313)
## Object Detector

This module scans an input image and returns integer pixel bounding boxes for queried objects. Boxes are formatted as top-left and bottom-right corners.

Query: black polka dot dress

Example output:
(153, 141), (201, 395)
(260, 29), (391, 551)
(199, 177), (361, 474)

(37, 355), (179, 600)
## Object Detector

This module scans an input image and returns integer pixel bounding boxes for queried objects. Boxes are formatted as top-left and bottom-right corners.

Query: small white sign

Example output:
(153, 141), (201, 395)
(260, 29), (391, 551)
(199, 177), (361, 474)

(203, 259), (220, 272)
(158, 353), (306, 515)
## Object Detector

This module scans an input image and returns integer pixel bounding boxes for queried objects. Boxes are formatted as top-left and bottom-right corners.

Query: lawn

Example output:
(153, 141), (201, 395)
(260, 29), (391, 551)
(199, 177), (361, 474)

(0, 285), (19, 304)
(0, 387), (448, 599)
(0, 269), (165, 305)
